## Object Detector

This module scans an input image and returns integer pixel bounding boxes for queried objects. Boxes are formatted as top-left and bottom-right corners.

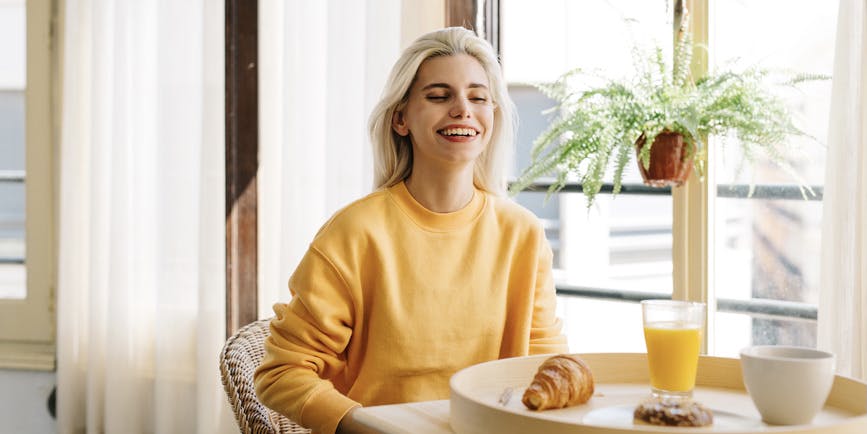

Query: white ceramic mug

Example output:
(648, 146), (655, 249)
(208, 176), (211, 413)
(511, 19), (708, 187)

(740, 345), (836, 425)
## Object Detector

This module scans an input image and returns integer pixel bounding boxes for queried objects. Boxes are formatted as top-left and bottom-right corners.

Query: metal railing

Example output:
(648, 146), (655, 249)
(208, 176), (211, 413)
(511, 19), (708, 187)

(0, 170), (25, 183)
(555, 284), (817, 321)
(516, 180), (824, 201)
(0, 170), (27, 265)
(515, 179), (821, 323)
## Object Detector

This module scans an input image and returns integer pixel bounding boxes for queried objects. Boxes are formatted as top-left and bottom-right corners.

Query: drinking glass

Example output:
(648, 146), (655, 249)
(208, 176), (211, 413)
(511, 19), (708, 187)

(641, 299), (706, 399)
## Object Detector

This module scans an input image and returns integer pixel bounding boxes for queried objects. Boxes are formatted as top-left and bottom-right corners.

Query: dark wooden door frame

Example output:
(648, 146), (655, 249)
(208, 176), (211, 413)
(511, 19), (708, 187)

(446, 0), (500, 54)
(446, 0), (476, 29)
(225, 0), (258, 338)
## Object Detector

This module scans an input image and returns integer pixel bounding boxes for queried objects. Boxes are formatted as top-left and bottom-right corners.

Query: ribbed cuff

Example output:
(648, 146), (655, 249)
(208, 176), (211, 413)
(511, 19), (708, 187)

(299, 387), (361, 434)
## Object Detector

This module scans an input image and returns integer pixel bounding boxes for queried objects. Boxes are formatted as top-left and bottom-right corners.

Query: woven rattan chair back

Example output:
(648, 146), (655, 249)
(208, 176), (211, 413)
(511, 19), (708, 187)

(220, 318), (311, 434)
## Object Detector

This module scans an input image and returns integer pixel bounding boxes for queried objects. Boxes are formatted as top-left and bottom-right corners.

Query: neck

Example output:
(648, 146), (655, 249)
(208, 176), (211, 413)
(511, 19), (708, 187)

(404, 165), (475, 213)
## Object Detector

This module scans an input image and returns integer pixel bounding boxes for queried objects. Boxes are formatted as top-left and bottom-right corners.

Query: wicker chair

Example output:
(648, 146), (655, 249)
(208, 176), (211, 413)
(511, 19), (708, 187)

(220, 318), (312, 434)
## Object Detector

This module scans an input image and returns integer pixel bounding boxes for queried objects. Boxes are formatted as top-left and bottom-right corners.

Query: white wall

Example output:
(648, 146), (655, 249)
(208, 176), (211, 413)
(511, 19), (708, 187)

(0, 369), (56, 433)
(401, 0), (444, 48)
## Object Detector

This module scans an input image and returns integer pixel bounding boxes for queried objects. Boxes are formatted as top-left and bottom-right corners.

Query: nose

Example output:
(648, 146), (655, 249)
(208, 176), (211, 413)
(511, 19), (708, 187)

(449, 98), (471, 119)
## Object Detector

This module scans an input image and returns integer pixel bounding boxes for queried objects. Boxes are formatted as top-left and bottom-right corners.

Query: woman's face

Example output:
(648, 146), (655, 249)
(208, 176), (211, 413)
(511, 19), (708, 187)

(392, 54), (495, 170)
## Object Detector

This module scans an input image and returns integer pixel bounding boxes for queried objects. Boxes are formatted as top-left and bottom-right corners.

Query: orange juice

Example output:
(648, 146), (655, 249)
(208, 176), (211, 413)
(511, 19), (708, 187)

(644, 322), (702, 392)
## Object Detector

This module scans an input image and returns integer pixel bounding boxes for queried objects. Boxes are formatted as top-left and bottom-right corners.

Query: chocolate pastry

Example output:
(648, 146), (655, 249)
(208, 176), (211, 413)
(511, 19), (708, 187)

(633, 396), (714, 427)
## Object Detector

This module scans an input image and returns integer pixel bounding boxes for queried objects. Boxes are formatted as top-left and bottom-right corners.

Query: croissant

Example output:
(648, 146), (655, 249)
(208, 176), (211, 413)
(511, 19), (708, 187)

(521, 354), (594, 411)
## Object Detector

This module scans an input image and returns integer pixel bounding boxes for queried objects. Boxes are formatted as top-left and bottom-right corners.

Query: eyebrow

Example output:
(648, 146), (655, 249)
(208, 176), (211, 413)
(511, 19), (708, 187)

(420, 82), (489, 91)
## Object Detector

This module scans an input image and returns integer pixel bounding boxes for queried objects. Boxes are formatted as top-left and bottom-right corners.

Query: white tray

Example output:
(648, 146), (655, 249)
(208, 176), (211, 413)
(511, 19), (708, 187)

(449, 353), (867, 434)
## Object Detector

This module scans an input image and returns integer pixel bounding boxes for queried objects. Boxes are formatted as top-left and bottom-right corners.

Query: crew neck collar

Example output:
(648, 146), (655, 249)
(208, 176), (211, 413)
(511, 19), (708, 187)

(388, 181), (486, 232)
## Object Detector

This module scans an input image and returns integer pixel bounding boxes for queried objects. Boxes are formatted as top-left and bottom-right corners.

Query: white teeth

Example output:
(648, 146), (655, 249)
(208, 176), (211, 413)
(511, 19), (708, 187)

(440, 128), (477, 136)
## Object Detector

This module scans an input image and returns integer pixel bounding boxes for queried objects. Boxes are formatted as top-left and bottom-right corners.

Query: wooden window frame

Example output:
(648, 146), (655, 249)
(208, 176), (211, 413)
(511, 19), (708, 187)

(0, 0), (57, 371)
(446, 0), (499, 53)
(225, 0), (259, 337)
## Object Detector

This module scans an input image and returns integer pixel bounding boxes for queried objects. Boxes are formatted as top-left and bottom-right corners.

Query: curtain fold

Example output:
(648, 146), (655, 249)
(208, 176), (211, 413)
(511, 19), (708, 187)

(818, 0), (867, 381)
(56, 0), (236, 432)
(257, 0), (402, 310)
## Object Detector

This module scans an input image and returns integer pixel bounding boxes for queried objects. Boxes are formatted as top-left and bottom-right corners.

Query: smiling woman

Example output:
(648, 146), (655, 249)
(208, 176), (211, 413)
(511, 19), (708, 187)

(253, 27), (568, 434)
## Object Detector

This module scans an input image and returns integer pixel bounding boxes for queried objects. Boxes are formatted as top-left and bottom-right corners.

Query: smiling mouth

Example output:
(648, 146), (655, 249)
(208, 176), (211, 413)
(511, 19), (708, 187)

(438, 127), (478, 137)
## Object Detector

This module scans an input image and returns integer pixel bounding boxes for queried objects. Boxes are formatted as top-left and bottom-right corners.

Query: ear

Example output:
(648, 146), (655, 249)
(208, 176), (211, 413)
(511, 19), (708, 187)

(392, 110), (409, 137)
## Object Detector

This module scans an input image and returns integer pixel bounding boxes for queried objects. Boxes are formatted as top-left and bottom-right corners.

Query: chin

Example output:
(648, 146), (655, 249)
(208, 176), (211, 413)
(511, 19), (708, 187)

(442, 150), (484, 165)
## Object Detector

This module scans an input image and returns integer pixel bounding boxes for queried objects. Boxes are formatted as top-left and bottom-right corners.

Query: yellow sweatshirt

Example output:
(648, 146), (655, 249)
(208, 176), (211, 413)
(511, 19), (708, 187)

(254, 181), (568, 434)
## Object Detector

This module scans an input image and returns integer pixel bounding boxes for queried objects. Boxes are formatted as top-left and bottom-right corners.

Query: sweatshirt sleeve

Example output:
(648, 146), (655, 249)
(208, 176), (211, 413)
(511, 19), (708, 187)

(528, 233), (569, 355)
(254, 246), (361, 434)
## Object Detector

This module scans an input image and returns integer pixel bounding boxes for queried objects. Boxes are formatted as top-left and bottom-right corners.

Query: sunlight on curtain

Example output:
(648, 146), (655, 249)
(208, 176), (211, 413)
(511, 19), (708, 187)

(257, 0), (404, 312)
(56, 0), (235, 432)
(819, 0), (867, 381)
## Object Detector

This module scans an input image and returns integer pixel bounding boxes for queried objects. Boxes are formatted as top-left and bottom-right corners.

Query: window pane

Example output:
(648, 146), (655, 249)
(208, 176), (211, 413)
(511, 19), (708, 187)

(710, 0), (836, 356)
(503, 0), (673, 352)
(0, 92), (26, 300)
(0, 2), (26, 89)
(0, 1), (27, 300)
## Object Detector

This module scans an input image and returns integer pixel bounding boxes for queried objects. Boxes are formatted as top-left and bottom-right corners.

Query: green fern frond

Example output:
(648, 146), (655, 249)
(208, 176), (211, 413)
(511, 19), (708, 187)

(509, 18), (830, 207)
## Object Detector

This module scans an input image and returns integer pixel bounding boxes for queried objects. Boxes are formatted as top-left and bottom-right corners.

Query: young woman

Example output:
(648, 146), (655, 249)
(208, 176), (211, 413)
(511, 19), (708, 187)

(254, 27), (568, 434)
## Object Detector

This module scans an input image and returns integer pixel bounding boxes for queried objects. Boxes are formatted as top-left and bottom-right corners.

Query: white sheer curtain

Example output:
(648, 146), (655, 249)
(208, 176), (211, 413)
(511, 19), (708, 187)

(56, 0), (235, 432)
(819, 0), (867, 381)
(257, 0), (408, 309)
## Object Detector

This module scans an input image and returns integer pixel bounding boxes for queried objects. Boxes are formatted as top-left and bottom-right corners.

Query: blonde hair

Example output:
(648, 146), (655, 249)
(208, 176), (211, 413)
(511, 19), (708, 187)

(368, 27), (517, 195)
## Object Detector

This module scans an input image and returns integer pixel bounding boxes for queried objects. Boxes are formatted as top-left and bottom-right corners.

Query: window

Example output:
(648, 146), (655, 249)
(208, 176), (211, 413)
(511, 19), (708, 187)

(709, 0), (835, 356)
(0, 0), (56, 370)
(0, 1), (26, 301)
(501, 0), (835, 356)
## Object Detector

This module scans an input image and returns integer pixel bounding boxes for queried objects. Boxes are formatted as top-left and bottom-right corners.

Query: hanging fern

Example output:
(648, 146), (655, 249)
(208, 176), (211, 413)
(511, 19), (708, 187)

(509, 17), (829, 208)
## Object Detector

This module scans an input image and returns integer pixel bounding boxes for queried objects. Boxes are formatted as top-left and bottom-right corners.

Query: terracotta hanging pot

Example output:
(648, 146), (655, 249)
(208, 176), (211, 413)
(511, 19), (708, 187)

(634, 131), (693, 187)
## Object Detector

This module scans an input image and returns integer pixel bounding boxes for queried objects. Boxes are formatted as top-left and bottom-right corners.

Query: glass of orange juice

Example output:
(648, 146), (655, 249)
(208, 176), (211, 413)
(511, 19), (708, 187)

(641, 299), (706, 399)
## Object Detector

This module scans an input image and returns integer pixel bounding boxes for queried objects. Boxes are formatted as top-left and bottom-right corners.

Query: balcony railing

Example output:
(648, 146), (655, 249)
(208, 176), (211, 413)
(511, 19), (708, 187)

(555, 284), (817, 321)
(518, 180), (824, 201)
(517, 180), (821, 323)
(0, 170), (26, 265)
(0, 170), (25, 183)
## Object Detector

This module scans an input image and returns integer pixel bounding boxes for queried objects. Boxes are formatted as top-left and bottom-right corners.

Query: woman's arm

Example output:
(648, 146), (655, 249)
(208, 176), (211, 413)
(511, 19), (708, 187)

(528, 232), (569, 355)
(254, 246), (360, 434)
